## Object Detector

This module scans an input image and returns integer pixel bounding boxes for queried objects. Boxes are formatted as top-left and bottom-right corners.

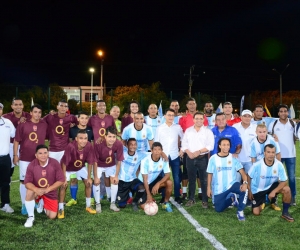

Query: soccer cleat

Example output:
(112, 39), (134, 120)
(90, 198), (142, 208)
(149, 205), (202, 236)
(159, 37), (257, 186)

(37, 198), (44, 213)
(96, 203), (102, 213)
(24, 216), (34, 228)
(57, 209), (65, 219)
(261, 203), (266, 210)
(175, 197), (183, 205)
(1, 204), (14, 214)
(185, 200), (195, 207)
(21, 204), (28, 215)
(281, 212), (295, 222)
(110, 202), (120, 212)
(162, 202), (173, 212)
(90, 198), (95, 206)
(127, 197), (133, 204)
(230, 193), (239, 207)
(86, 207), (96, 214)
(132, 202), (139, 212)
(202, 202), (208, 209)
(271, 203), (281, 211)
(66, 199), (77, 207)
(237, 211), (245, 221)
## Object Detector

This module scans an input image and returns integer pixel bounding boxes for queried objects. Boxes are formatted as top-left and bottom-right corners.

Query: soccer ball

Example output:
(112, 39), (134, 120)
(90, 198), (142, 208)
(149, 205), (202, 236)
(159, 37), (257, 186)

(144, 202), (158, 216)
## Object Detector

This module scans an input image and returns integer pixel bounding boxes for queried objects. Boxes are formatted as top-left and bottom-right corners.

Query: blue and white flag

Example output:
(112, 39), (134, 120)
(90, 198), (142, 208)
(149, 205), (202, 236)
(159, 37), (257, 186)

(158, 101), (163, 118)
(216, 103), (223, 113)
(240, 95), (245, 116)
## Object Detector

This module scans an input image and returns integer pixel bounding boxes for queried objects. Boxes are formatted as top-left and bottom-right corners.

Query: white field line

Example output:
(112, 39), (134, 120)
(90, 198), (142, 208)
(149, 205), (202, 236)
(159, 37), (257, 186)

(170, 197), (227, 250)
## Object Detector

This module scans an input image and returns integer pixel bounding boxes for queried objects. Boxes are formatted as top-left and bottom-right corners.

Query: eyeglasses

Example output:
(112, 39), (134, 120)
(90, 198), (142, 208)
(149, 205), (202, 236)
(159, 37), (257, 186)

(0, 118), (5, 126)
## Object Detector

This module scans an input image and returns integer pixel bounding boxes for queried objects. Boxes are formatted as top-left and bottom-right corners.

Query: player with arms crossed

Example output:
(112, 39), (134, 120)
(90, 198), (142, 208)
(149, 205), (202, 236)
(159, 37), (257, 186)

(23, 145), (64, 227)
(247, 144), (294, 222)
(117, 138), (148, 211)
(138, 142), (173, 212)
(207, 138), (248, 221)
(58, 129), (96, 219)
(13, 104), (48, 215)
(93, 126), (124, 212)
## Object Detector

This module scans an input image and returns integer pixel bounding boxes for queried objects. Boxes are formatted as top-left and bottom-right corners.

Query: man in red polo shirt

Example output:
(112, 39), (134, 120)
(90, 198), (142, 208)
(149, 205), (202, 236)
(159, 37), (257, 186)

(223, 101), (241, 126)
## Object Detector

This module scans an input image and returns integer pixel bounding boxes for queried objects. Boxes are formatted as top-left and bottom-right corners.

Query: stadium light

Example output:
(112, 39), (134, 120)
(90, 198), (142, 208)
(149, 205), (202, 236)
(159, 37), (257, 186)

(97, 50), (104, 99)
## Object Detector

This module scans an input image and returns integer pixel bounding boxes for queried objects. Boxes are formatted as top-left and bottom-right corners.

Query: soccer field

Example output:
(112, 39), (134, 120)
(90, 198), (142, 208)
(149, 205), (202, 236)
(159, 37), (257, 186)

(1, 146), (300, 250)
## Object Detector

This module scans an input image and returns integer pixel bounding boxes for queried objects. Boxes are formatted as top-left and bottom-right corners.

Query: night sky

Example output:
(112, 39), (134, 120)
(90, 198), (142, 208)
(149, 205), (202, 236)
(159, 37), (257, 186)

(1, 1), (299, 101)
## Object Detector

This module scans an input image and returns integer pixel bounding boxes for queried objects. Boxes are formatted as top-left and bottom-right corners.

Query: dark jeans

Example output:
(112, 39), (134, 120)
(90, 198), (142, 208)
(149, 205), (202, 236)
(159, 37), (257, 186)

(186, 154), (208, 202)
(0, 154), (11, 207)
(169, 156), (182, 198)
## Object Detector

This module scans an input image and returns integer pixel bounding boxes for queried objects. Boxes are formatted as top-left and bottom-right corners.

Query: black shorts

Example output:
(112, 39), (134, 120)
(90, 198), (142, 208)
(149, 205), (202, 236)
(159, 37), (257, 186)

(117, 179), (143, 204)
(140, 176), (165, 204)
(252, 182), (279, 208)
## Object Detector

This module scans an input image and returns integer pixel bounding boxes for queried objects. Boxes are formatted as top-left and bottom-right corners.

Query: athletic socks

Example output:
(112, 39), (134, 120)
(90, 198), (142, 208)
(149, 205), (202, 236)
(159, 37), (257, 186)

(86, 197), (91, 208)
(106, 187), (111, 199)
(283, 202), (290, 214)
(182, 187), (187, 193)
(20, 183), (26, 204)
(25, 200), (35, 218)
(198, 188), (202, 193)
(93, 185), (101, 204)
(110, 184), (118, 203)
(59, 202), (64, 210)
(70, 185), (78, 200)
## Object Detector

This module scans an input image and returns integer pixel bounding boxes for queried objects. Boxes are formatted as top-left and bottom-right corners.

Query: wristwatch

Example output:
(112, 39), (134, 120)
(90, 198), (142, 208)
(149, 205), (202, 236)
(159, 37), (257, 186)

(243, 181), (248, 185)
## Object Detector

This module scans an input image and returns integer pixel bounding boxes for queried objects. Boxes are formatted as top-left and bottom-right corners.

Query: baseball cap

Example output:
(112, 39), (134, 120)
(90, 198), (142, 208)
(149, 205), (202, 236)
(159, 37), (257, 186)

(241, 109), (252, 116)
(0, 103), (3, 109)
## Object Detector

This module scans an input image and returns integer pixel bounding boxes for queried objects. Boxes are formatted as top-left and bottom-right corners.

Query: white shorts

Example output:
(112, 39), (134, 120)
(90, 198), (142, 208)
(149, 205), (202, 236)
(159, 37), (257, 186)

(96, 165), (116, 178)
(19, 161), (30, 181)
(10, 143), (20, 168)
(66, 168), (88, 181)
(49, 151), (65, 163)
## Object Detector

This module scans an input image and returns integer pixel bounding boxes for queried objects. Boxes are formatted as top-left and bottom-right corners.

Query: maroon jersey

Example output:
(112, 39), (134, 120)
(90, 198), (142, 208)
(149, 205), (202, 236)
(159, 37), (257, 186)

(61, 140), (95, 172)
(24, 158), (64, 200)
(3, 111), (32, 143)
(43, 113), (77, 152)
(88, 114), (116, 141)
(14, 120), (48, 162)
(121, 116), (134, 132)
(94, 139), (124, 167)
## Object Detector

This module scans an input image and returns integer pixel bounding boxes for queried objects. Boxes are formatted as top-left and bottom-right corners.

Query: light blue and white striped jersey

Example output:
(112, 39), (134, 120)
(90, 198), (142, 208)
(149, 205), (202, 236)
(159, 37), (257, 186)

(122, 123), (154, 152)
(248, 158), (287, 194)
(138, 154), (170, 184)
(251, 117), (276, 129)
(207, 153), (243, 195)
(144, 115), (162, 137)
(205, 114), (216, 130)
(250, 135), (280, 161)
(118, 147), (148, 182)
(160, 115), (181, 125)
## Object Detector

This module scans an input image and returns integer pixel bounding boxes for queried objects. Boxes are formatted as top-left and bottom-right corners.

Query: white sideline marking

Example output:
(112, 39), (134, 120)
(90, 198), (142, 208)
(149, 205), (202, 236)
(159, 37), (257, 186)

(170, 197), (227, 250)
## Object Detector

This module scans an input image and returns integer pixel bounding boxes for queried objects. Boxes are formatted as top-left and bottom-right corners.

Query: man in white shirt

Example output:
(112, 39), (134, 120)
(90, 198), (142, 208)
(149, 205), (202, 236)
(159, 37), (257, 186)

(155, 108), (183, 204)
(180, 112), (214, 208)
(0, 103), (16, 213)
(268, 104), (297, 206)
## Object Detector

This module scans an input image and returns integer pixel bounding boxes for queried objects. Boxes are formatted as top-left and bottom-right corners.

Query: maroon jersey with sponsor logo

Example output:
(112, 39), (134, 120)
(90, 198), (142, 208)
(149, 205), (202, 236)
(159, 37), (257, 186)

(43, 113), (77, 152)
(88, 114), (116, 141)
(94, 139), (124, 167)
(24, 158), (64, 200)
(3, 111), (31, 143)
(14, 120), (48, 162)
(61, 140), (95, 172)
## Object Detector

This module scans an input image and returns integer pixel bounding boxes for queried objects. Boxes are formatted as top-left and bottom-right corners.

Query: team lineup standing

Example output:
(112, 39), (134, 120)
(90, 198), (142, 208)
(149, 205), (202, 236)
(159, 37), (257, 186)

(0, 98), (297, 226)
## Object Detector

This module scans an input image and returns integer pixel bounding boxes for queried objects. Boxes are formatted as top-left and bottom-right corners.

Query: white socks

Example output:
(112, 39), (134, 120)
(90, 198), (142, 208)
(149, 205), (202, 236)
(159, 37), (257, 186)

(86, 197), (91, 207)
(110, 184), (118, 203)
(93, 185), (101, 204)
(25, 200), (35, 218)
(105, 187), (111, 199)
(20, 183), (26, 204)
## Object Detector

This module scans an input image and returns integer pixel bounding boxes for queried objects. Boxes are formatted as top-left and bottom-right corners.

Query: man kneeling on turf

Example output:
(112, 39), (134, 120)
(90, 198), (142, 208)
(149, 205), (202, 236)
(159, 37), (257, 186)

(247, 144), (294, 222)
(23, 145), (64, 227)
(58, 129), (96, 219)
(207, 138), (248, 221)
(138, 142), (173, 212)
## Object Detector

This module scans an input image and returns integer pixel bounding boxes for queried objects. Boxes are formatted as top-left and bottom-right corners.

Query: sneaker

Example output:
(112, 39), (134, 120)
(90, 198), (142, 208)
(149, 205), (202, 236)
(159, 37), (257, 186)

(185, 200), (195, 207)
(182, 193), (188, 200)
(110, 202), (120, 212)
(281, 212), (295, 222)
(162, 202), (173, 212)
(159, 197), (165, 204)
(202, 202), (208, 209)
(90, 198), (95, 206)
(57, 209), (64, 219)
(175, 197), (183, 205)
(198, 193), (203, 200)
(37, 198), (44, 213)
(271, 203), (281, 211)
(1, 204), (14, 213)
(66, 199), (77, 207)
(230, 193), (239, 207)
(132, 202), (139, 212)
(261, 203), (266, 210)
(237, 211), (245, 221)
(127, 197), (133, 204)
(86, 207), (96, 214)
(96, 203), (102, 213)
(291, 197), (296, 206)
(21, 204), (28, 215)
(24, 216), (34, 228)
